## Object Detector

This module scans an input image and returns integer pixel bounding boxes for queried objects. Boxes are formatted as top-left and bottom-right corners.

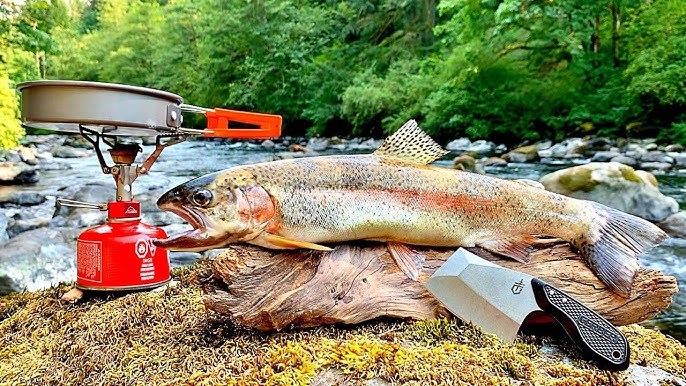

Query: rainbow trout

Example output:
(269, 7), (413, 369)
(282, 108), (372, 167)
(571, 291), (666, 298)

(154, 120), (667, 297)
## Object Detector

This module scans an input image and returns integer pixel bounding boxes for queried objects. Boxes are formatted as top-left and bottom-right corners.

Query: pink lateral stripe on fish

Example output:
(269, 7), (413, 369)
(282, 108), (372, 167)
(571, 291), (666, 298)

(154, 120), (668, 297)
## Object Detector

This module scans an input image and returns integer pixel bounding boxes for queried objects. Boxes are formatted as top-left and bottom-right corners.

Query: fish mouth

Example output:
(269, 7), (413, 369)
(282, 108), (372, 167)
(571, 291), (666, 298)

(153, 203), (223, 252)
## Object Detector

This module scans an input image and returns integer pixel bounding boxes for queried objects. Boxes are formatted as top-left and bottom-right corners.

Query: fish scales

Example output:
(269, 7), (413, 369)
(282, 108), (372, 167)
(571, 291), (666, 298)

(243, 155), (581, 247)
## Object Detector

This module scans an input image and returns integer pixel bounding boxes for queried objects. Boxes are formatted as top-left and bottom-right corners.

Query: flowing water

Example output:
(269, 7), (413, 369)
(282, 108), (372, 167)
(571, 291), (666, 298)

(4, 138), (686, 342)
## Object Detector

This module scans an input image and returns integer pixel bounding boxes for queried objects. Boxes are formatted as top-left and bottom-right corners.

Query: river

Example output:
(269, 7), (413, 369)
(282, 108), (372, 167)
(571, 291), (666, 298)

(3, 137), (685, 342)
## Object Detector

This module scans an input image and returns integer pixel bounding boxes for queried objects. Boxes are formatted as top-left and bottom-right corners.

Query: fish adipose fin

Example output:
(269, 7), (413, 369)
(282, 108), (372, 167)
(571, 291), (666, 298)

(579, 202), (668, 298)
(387, 241), (425, 281)
(478, 235), (539, 263)
(262, 234), (333, 251)
(373, 120), (450, 165)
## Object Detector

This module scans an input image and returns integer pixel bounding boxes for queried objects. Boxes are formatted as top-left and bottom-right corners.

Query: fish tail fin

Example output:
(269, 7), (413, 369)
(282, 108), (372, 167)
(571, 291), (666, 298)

(576, 201), (668, 298)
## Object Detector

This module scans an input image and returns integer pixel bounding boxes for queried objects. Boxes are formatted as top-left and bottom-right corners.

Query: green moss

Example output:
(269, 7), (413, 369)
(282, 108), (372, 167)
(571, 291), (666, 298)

(0, 263), (684, 385)
(618, 165), (644, 184)
(558, 168), (598, 192)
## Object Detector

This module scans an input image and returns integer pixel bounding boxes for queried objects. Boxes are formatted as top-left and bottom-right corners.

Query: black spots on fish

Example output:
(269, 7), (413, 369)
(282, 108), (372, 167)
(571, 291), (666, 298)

(373, 120), (449, 165)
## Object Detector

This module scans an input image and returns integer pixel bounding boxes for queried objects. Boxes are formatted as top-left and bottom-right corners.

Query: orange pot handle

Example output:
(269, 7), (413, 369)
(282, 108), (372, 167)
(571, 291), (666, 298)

(204, 108), (282, 139)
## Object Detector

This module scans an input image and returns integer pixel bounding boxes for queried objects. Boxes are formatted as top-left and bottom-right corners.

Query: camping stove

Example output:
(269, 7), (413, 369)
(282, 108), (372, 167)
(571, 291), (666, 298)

(17, 80), (282, 292)
(56, 131), (185, 290)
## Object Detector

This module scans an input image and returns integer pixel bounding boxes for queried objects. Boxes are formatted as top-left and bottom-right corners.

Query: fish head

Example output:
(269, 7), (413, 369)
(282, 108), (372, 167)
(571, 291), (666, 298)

(153, 169), (275, 251)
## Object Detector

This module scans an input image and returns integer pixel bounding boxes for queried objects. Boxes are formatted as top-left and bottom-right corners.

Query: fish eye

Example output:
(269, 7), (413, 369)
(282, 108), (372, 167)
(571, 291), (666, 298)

(190, 188), (213, 207)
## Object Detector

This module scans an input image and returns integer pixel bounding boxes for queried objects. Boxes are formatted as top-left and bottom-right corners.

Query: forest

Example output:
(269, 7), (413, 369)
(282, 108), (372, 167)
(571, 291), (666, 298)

(1, 0), (686, 149)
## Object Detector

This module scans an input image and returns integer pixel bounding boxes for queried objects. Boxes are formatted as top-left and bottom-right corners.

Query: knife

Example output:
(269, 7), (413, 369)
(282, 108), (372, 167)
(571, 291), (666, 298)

(425, 248), (630, 371)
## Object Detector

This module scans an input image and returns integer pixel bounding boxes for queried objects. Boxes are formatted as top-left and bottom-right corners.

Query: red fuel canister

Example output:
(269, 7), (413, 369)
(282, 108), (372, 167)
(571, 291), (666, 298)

(76, 201), (171, 290)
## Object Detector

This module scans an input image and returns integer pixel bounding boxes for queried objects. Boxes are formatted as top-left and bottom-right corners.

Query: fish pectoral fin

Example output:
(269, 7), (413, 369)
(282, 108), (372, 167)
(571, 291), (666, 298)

(478, 235), (539, 263)
(387, 241), (425, 281)
(261, 233), (333, 251)
(373, 120), (449, 165)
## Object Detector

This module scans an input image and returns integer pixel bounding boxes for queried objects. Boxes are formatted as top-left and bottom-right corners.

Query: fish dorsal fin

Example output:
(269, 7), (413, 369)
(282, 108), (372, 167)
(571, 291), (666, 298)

(373, 120), (449, 165)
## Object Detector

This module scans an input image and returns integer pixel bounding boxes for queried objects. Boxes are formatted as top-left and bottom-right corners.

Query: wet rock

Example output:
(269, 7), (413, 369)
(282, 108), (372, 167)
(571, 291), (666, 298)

(0, 162), (39, 185)
(355, 138), (383, 151)
(261, 139), (275, 149)
(658, 211), (686, 238)
(591, 151), (620, 162)
(62, 135), (93, 149)
(51, 145), (92, 158)
(53, 183), (111, 227)
(641, 151), (674, 164)
(664, 144), (684, 152)
(17, 146), (38, 165)
(638, 162), (672, 171)
(635, 170), (658, 187)
(609, 155), (638, 167)
(0, 212), (8, 243)
(669, 152), (686, 167)
(483, 157), (508, 167)
(466, 140), (495, 155)
(307, 137), (329, 152)
(0, 191), (46, 206)
(453, 155), (477, 172)
(582, 137), (613, 153)
(503, 144), (538, 163)
(536, 140), (553, 151)
(445, 138), (471, 152)
(539, 162), (679, 222)
(0, 227), (79, 294)
(540, 138), (586, 159)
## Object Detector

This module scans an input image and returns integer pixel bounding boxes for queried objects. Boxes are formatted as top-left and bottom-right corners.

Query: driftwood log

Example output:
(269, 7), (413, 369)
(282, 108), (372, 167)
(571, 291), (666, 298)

(198, 239), (678, 332)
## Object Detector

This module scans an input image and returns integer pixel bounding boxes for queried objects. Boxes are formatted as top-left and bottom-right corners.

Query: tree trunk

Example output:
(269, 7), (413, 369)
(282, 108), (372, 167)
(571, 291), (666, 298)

(198, 240), (678, 332)
(611, 1), (621, 67)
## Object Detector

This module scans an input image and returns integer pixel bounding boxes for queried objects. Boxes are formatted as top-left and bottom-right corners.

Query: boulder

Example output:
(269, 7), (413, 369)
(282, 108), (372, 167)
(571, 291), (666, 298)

(591, 151), (621, 162)
(62, 135), (93, 149)
(668, 152), (686, 167)
(641, 151), (674, 164)
(658, 211), (686, 238)
(260, 139), (275, 149)
(466, 140), (495, 155)
(0, 162), (39, 185)
(639, 162), (672, 171)
(0, 212), (8, 243)
(17, 146), (38, 165)
(0, 227), (79, 294)
(445, 137), (471, 152)
(306, 137), (329, 152)
(503, 144), (538, 163)
(664, 144), (684, 152)
(539, 162), (679, 222)
(52, 183), (111, 227)
(0, 191), (47, 206)
(483, 157), (508, 167)
(51, 145), (91, 158)
(452, 155), (477, 172)
(610, 155), (639, 167)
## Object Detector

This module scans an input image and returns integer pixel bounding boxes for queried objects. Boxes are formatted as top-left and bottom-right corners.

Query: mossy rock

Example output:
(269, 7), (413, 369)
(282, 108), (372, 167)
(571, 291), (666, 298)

(539, 162), (679, 222)
(0, 262), (684, 386)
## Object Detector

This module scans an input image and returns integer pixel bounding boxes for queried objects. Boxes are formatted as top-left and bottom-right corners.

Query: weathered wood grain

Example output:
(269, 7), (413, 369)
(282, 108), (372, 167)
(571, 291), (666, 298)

(198, 240), (678, 332)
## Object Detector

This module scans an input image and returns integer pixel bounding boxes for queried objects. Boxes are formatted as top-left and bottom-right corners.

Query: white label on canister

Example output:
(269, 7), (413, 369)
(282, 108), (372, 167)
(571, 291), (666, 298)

(135, 238), (156, 281)
(77, 239), (103, 283)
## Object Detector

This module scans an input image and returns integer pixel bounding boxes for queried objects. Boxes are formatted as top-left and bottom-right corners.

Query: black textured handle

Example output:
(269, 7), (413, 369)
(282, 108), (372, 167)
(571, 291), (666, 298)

(531, 278), (630, 371)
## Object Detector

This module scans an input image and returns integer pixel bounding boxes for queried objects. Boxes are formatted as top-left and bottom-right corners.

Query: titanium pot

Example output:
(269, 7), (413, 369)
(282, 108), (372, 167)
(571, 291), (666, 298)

(17, 80), (185, 137)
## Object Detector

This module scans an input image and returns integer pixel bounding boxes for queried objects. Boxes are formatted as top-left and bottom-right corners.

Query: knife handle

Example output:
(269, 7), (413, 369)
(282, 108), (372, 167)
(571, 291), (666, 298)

(531, 278), (630, 371)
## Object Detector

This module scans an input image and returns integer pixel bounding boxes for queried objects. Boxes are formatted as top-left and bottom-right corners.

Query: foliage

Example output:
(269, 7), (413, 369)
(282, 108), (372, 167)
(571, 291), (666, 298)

(2, 0), (686, 146)
(0, 73), (24, 149)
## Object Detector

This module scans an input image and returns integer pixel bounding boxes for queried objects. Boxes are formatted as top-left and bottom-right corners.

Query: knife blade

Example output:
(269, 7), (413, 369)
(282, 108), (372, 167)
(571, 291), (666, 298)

(425, 248), (630, 370)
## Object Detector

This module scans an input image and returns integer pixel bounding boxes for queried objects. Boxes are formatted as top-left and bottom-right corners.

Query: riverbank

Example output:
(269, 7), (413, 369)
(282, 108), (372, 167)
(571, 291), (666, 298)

(1, 263), (685, 385)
